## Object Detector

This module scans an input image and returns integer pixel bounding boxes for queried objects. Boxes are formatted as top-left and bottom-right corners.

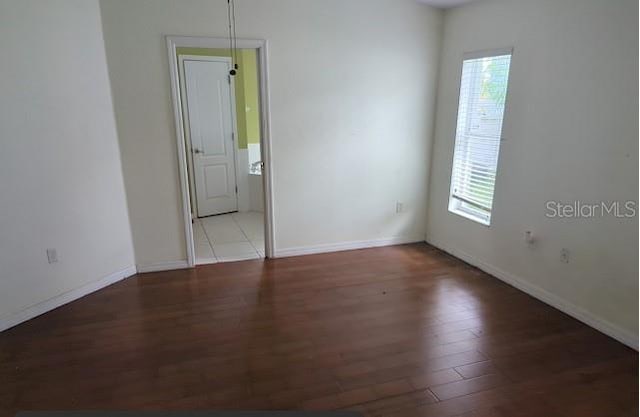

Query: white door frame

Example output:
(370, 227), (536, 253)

(166, 36), (276, 265)
(179, 55), (240, 218)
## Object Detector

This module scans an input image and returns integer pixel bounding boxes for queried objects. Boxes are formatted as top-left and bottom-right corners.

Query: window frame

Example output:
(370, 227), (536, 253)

(448, 47), (514, 227)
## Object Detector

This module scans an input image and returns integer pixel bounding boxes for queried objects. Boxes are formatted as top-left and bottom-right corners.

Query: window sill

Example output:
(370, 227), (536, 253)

(449, 206), (491, 227)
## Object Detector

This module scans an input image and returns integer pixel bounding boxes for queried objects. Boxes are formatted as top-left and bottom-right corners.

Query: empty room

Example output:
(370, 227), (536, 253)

(0, 0), (637, 416)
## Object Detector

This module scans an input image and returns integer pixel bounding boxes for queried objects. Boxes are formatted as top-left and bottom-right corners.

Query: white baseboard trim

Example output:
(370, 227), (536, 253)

(426, 238), (638, 350)
(274, 236), (424, 259)
(136, 260), (190, 273)
(0, 265), (137, 333)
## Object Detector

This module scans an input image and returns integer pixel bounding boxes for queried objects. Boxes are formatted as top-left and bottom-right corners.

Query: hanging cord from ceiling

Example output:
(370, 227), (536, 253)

(227, 0), (239, 76)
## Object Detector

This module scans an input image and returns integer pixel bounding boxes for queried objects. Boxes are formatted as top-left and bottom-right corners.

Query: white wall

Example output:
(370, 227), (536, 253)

(99, 0), (443, 267)
(0, 0), (135, 328)
(427, 0), (638, 346)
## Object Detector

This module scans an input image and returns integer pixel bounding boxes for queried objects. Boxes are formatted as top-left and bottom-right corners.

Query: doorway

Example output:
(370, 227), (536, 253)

(167, 36), (274, 265)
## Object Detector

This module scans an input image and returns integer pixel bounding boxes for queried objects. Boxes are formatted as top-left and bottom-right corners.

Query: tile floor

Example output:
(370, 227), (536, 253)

(193, 211), (264, 264)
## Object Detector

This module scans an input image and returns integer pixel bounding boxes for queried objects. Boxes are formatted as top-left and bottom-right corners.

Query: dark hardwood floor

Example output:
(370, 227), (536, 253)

(0, 243), (637, 416)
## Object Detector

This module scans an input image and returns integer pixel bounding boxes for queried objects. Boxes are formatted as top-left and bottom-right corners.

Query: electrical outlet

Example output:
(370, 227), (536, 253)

(47, 248), (58, 264)
(396, 202), (404, 213)
(560, 248), (570, 264)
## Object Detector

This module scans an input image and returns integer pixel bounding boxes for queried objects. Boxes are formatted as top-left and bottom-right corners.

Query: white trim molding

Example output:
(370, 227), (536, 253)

(136, 260), (190, 274)
(275, 236), (425, 258)
(463, 46), (513, 60)
(426, 238), (638, 351)
(0, 265), (137, 332)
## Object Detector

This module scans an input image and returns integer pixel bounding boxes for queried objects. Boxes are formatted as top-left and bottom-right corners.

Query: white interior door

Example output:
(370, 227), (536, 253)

(184, 58), (238, 217)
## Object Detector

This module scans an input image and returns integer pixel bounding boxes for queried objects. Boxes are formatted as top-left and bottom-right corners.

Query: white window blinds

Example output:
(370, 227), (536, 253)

(448, 50), (512, 225)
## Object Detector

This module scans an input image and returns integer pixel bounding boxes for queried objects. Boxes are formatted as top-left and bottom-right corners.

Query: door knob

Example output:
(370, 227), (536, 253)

(193, 148), (203, 154)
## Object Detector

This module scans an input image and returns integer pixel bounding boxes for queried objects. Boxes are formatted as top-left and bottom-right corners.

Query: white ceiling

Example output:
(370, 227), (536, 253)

(417, 0), (480, 9)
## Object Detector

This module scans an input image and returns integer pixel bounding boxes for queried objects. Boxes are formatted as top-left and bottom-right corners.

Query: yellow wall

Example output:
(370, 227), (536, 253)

(241, 50), (261, 145)
(176, 47), (260, 149)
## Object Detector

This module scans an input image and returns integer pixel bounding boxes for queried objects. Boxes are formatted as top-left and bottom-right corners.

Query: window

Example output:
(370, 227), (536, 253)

(448, 49), (512, 226)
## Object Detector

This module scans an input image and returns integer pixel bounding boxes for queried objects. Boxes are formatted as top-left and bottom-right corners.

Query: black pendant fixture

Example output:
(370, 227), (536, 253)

(227, 0), (239, 76)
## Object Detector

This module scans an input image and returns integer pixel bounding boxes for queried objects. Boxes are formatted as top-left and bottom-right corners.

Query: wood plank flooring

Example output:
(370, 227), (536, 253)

(0, 243), (637, 416)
